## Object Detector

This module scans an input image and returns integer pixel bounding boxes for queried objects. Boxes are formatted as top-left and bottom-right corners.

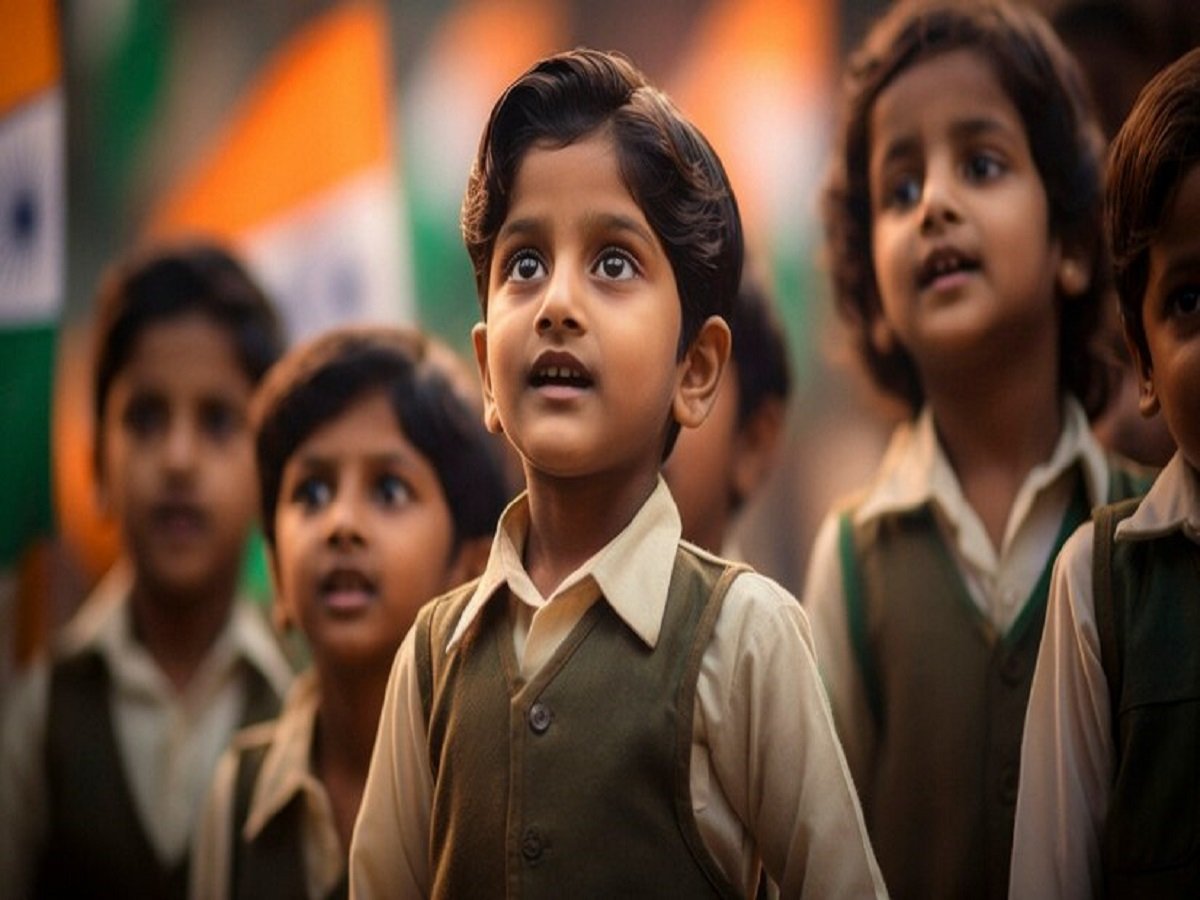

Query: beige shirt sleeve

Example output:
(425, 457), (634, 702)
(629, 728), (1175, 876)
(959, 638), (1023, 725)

(349, 630), (432, 899)
(702, 571), (887, 898)
(189, 745), (240, 900)
(1009, 522), (1111, 900)
(0, 664), (50, 900)
(801, 512), (878, 793)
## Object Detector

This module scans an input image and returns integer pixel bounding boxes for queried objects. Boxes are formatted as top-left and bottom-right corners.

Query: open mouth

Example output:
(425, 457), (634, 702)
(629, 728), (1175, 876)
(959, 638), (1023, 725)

(151, 501), (207, 538)
(918, 248), (980, 290)
(529, 352), (593, 390)
(319, 568), (377, 613)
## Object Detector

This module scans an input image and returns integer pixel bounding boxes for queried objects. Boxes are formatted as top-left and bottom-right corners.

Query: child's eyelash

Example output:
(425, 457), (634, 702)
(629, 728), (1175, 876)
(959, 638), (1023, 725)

(503, 248), (544, 279)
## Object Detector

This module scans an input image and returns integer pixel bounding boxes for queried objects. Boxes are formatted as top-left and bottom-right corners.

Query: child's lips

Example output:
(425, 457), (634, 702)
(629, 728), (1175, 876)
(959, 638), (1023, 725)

(151, 501), (207, 540)
(319, 568), (377, 614)
(917, 246), (981, 292)
(528, 350), (594, 397)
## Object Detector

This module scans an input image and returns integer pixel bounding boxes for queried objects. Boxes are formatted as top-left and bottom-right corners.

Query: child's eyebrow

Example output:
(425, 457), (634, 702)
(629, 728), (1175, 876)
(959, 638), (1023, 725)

(582, 212), (656, 247)
(949, 115), (1018, 143)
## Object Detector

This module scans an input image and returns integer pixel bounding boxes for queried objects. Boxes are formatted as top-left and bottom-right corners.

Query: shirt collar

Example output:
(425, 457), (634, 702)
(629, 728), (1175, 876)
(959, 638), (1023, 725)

(447, 477), (682, 651)
(854, 395), (1109, 526)
(1116, 452), (1200, 544)
(243, 670), (322, 839)
(66, 568), (293, 702)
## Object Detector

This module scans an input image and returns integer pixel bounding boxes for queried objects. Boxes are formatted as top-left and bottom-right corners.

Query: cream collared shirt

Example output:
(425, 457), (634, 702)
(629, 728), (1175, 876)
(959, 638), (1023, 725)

(802, 397), (1111, 779)
(1009, 452), (1200, 900)
(0, 564), (293, 900)
(351, 478), (887, 899)
(191, 670), (343, 900)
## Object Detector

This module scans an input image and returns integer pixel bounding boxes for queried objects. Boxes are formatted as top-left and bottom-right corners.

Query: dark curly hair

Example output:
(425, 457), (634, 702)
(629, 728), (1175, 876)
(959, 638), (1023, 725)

(822, 0), (1111, 417)
(461, 47), (743, 356)
(1107, 46), (1200, 365)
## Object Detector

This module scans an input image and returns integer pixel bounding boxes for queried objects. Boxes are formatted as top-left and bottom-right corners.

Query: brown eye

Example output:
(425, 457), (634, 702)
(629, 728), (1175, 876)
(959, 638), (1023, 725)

(593, 248), (637, 281)
(508, 251), (546, 282)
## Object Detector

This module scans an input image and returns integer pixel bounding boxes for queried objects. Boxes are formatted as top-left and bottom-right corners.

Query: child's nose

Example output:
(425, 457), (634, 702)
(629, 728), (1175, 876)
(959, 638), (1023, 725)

(162, 419), (199, 473)
(535, 266), (585, 334)
(326, 491), (366, 548)
(919, 162), (962, 232)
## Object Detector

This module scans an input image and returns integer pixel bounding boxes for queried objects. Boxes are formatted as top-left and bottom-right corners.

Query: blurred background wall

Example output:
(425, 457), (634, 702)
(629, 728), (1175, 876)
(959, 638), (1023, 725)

(3, 0), (1197, 679)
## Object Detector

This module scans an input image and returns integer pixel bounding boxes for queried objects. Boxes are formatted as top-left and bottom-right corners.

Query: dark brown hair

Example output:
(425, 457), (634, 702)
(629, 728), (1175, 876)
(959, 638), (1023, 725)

(253, 325), (509, 553)
(822, 0), (1111, 417)
(461, 48), (743, 355)
(1107, 46), (1200, 363)
(92, 239), (283, 445)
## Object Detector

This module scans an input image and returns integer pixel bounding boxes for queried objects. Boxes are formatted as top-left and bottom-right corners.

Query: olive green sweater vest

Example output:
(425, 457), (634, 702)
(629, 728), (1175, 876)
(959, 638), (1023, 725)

(839, 473), (1093, 900)
(34, 649), (279, 900)
(1094, 498), (1200, 898)
(414, 545), (747, 899)
(227, 741), (348, 900)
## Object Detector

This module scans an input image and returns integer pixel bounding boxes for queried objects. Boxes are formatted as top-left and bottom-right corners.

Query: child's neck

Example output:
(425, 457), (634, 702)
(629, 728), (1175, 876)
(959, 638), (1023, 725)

(129, 577), (236, 693)
(522, 466), (660, 599)
(314, 663), (389, 852)
(925, 356), (1063, 552)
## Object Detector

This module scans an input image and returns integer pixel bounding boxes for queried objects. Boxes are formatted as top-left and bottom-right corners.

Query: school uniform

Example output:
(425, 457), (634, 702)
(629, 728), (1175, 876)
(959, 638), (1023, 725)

(190, 670), (346, 900)
(350, 477), (886, 899)
(0, 562), (293, 900)
(803, 397), (1148, 900)
(1010, 451), (1200, 900)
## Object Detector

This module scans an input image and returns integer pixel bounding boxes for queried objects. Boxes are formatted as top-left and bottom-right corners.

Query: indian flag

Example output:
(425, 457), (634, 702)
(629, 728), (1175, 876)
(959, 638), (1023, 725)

(0, 0), (63, 672)
(150, 0), (411, 341)
(669, 0), (836, 378)
(402, 0), (566, 352)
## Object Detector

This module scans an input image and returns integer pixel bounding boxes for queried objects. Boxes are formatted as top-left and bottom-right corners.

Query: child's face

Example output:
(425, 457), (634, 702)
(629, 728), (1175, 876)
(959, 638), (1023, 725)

(473, 131), (691, 482)
(1133, 162), (1200, 469)
(272, 390), (461, 670)
(868, 49), (1074, 373)
(97, 314), (258, 604)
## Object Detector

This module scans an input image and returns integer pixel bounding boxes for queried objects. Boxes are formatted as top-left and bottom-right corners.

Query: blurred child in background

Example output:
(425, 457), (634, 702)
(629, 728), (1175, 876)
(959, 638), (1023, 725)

(1011, 47), (1200, 899)
(0, 241), (293, 899)
(190, 325), (508, 899)
(806, 2), (1150, 897)
(664, 271), (791, 558)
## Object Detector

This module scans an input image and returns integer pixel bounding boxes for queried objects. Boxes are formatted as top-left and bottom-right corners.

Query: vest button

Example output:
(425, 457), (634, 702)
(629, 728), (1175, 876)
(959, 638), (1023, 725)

(521, 828), (544, 862)
(999, 653), (1025, 686)
(529, 701), (552, 734)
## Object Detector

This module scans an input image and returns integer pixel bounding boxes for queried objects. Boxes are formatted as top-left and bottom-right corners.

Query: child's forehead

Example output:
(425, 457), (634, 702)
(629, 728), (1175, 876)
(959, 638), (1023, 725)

(118, 313), (252, 390)
(289, 390), (420, 464)
(869, 48), (1023, 149)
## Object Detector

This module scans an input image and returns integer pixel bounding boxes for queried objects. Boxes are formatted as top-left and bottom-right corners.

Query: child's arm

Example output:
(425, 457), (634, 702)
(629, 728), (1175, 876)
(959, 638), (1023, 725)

(801, 512), (878, 791)
(704, 572), (887, 898)
(349, 629), (433, 899)
(0, 664), (50, 900)
(1009, 523), (1112, 900)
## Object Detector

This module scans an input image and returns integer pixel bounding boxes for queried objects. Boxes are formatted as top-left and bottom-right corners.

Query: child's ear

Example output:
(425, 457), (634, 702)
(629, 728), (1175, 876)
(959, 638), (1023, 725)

(471, 323), (504, 435)
(673, 316), (732, 429)
(1123, 328), (1161, 418)
(1056, 246), (1091, 298)
(266, 547), (292, 632)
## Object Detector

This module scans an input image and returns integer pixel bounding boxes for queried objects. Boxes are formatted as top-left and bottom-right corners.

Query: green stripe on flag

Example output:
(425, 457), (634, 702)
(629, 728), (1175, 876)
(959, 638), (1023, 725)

(0, 324), (56, 565)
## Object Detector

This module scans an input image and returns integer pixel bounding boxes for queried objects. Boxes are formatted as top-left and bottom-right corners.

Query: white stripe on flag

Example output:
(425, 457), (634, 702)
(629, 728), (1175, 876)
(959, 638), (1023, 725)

(0, 88), (63, 326)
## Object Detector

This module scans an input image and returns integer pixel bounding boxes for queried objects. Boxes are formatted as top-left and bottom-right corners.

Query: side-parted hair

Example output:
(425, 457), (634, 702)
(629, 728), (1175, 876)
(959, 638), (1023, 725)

(823, 0), (1111, 417)
(1107, 46), (1200, 363)
(253, 325), (509, 555)
(92, 240), (283, 429)
(461, 47), (743, 356)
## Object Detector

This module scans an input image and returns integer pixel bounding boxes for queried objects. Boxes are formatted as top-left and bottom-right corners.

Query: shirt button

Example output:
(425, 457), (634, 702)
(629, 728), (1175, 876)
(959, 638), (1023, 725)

(521, 828), (544, 862)
(529, 702), (552, 734)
